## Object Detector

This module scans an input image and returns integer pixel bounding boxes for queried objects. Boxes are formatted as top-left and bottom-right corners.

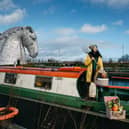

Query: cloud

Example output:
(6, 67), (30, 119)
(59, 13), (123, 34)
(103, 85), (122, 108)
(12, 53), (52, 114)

(0, 0), (16, 10)
(81, 24), (107, 33)
(37, 35), (87, 60)
(54, 28), (76, 35)
(84, 0), (129, 8)
(36, 26), (124, 61)
(37, 32), (118, 61)
(36, 26), (123, 61)
(0, 9), (26, 25)
(36, 25), (109, 60)
(125, 30), (129, 34)
(107, 0), (129, 8)
(112, 20), (123, 25)
(43, 6), (56, 15)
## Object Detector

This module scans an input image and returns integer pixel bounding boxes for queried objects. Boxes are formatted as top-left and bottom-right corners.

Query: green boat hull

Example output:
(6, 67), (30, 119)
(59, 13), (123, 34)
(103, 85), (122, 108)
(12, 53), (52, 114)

(1, 84), (129, 117)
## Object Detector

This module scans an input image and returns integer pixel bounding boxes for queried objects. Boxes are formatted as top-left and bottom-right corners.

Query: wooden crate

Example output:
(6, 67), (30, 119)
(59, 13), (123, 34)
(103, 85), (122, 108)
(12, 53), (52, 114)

(104, 96), (126, 120)
(106, 110), (126, 120)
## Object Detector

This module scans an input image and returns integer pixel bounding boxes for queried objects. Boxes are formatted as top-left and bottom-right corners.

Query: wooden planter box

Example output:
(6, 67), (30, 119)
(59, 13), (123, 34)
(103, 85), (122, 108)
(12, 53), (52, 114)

(106, 109), (126, 120)
(104, 96), (126, 120)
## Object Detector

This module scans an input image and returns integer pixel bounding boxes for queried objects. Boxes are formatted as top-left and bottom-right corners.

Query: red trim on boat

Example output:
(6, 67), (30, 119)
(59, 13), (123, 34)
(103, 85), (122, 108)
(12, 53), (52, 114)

(112, 76), (129, 80)
(109, 72), (129, 75)
(0, 67), (86, 78)
(58, 67), (87, 72)
(97, 85), (129, 89)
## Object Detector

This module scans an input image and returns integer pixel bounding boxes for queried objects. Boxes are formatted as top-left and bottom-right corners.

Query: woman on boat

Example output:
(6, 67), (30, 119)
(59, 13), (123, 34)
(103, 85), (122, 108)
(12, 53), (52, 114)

(84, 44), (104, 99)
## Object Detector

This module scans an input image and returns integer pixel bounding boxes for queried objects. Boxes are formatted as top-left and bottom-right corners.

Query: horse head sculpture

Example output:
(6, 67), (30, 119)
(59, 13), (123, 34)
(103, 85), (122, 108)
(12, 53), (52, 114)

(0, 26), (38, 65)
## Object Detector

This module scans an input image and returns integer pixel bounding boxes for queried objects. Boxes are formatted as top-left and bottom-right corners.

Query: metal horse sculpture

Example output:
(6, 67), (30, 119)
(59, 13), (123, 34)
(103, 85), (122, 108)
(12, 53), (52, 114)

(0, 26), (38, 65)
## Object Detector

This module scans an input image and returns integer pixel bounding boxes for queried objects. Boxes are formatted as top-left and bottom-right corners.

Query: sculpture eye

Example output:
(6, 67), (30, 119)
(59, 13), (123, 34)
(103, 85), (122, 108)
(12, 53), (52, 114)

(30, 33), (37, 40)
(31, 37), (36, 40)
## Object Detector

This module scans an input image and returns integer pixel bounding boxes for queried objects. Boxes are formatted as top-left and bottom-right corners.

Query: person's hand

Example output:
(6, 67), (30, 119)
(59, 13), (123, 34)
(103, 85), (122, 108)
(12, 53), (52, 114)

(91, 57), (95, 60)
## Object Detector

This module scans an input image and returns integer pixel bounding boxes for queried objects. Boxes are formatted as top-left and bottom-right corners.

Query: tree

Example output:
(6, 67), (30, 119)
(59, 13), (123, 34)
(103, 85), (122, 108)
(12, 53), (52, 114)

(118, 54), (129, 63)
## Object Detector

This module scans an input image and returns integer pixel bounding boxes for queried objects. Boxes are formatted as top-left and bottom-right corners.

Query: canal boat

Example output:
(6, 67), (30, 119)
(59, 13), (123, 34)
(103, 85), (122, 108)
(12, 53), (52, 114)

(0, 66), (129, 119)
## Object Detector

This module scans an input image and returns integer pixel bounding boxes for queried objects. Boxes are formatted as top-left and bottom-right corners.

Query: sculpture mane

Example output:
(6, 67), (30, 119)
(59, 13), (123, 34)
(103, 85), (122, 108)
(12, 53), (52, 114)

(0, 26), (38, 65)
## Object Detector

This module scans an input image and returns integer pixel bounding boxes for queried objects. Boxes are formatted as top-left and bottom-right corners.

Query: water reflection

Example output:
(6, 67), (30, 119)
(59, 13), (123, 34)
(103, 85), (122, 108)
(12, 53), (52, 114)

(109, 79), (129, 87)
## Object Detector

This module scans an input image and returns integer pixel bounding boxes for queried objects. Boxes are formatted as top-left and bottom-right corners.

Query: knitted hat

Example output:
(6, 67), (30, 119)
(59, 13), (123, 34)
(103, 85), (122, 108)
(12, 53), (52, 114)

(89, 44), (97, 50)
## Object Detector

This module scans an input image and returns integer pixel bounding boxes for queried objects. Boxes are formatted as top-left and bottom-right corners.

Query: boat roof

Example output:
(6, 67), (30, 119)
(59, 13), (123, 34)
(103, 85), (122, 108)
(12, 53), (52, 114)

(0, 66), (87, 78)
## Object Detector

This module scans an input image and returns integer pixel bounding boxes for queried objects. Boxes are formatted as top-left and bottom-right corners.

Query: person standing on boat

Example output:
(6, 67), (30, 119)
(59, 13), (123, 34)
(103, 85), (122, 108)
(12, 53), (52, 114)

(84, 44), (104, 99)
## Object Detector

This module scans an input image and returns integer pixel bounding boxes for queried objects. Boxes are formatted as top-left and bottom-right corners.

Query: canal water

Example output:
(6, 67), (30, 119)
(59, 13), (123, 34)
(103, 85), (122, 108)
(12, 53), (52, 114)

(110, 79), (129, 86)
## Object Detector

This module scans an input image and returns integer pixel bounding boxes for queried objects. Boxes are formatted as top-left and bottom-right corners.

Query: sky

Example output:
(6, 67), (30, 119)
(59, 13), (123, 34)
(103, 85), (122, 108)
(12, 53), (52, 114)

(0, 0), (129, 61)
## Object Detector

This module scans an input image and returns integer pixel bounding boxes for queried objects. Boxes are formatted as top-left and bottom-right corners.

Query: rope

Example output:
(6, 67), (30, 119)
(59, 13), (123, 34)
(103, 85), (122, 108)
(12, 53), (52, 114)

(36, 104), (44, 129)
(79, 113), (88, 129)
(67, 110), (78, 129)
(43, 106), (52, 122)
(7, 85), (18, 108)
(61, 114), (67, 129)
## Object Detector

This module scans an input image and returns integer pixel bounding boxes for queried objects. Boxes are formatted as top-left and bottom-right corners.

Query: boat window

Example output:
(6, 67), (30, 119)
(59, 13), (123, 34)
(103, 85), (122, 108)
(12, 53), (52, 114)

(4, 73), (17, 84)
(35, 76), (52, 90)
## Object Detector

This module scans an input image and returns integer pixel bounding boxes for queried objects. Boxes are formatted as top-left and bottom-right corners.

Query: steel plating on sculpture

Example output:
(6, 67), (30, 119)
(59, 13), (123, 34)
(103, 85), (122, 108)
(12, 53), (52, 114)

(0, 26), (38, 65)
